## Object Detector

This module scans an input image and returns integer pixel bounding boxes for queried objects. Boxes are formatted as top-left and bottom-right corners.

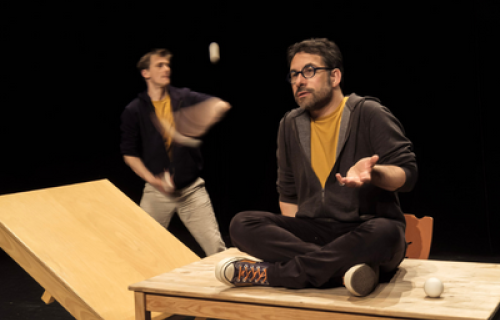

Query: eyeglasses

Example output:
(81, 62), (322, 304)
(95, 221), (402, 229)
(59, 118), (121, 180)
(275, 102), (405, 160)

(287, 65), (334, 84)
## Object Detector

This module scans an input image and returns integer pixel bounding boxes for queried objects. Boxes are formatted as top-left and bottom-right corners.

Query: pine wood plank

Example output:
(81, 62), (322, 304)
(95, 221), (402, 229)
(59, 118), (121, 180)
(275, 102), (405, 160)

(0, 179), (199, 320)
(145, 295), (412, 320)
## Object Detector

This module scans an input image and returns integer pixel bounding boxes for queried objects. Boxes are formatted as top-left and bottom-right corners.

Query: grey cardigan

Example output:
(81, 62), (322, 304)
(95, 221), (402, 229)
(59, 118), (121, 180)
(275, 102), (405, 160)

(276, 93), (417, 224)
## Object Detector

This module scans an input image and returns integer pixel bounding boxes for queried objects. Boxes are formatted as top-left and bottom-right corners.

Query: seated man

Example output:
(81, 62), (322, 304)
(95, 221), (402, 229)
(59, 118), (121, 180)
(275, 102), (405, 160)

(215, 38), (417, 297)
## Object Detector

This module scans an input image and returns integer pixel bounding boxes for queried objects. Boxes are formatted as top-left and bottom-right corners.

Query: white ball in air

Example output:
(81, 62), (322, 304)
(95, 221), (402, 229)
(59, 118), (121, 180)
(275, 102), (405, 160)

(209, 42), (220, 64)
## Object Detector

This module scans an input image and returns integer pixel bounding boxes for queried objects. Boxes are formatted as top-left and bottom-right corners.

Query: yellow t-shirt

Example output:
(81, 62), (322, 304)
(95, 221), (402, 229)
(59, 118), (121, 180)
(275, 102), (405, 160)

(152, 94), (174, 150)
(311, 97), (349, 188)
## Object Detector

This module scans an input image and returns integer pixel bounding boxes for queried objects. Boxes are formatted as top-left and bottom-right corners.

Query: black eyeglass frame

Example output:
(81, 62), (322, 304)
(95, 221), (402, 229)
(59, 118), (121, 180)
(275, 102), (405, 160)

(287, 65), (335, 84)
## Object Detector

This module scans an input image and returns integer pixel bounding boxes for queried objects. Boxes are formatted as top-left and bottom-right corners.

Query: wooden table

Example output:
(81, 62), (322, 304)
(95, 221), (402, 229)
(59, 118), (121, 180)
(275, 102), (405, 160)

(130, 248), (500, 320)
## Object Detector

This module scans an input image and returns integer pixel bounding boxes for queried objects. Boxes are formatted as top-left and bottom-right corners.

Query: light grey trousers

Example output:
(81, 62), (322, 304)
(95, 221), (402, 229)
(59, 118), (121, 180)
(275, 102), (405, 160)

(140, 178), (226, 256)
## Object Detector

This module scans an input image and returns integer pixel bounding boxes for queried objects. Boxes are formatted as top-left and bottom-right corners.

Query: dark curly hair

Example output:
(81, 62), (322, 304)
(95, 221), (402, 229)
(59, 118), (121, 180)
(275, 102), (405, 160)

(287, 38), (344, 87)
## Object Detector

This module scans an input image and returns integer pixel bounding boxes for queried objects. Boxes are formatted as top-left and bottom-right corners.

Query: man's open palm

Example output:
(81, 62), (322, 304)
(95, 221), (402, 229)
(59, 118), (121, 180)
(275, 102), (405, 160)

(336, 155), (379, 188)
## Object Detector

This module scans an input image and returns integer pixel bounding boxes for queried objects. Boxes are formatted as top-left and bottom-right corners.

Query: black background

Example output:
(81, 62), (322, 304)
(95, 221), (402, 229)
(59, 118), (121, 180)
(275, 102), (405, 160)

(1, 1), (500, 318)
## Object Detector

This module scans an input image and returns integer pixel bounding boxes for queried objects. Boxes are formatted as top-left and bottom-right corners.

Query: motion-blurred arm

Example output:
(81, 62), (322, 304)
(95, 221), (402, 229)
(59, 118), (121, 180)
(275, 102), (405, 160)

(152, 98), (231, 148)
(174, 98), (231, 137)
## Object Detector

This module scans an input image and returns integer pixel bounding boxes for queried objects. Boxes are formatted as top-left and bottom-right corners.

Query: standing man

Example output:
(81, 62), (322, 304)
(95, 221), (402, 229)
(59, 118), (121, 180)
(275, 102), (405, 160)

(215, 39), (417, 296)
(121, 48), (227, 256)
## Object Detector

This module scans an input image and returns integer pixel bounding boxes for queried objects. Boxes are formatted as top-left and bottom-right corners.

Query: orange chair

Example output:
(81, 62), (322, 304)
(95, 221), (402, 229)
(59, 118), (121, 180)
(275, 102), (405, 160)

(404, 214), (433, 259)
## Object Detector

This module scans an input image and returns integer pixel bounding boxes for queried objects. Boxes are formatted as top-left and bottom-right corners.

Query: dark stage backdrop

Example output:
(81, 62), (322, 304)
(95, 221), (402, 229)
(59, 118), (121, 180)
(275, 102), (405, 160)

(2, 2), (499, 260)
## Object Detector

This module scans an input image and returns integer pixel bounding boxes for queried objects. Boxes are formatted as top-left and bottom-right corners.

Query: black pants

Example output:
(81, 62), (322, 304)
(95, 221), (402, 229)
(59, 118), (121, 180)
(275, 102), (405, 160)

(230, 211), (406, 289)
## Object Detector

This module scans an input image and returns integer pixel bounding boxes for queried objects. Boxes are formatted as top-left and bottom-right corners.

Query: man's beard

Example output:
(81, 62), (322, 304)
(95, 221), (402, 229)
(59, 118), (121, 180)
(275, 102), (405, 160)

(295, 82), (334, 112)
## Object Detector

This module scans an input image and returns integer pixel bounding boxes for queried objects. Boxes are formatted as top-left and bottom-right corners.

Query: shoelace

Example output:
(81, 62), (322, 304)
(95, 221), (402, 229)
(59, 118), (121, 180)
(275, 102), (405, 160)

(236, 262), (268, 284)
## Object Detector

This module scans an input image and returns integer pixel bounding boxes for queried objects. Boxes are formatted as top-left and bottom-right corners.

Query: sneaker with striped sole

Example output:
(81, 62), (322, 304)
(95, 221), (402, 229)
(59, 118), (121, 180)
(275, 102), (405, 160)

(215, 256), (270, 287)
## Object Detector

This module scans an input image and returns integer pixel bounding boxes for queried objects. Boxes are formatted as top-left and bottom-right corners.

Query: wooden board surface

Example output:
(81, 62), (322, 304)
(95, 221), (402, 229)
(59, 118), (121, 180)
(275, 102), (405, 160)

(130, 248), (500, 320)
(0, 179), (199, 320)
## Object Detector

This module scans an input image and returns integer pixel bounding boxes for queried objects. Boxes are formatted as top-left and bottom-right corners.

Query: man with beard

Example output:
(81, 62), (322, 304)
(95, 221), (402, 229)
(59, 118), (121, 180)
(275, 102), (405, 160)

(215, 38), (417, 297)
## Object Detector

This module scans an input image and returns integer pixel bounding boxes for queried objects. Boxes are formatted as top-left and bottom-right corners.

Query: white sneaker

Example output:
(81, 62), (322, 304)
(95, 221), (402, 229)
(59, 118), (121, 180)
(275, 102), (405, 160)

(344, 263), (379, 297)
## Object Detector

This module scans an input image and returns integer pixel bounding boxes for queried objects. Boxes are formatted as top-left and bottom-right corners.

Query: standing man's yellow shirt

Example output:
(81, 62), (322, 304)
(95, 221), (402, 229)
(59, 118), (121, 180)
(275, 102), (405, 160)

(311, 97), (349, 188)
(152, 94), (174, 150)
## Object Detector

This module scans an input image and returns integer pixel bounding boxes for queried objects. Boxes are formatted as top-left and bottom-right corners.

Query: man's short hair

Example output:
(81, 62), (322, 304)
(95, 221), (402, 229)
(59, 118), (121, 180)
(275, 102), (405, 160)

(287, 38), (344, 86)
(137, 49), (173, 71)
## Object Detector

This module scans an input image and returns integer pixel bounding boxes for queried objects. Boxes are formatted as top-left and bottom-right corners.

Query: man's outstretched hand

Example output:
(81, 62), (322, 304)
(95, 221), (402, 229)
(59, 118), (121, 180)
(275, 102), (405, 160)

(335, 155), (379, 188)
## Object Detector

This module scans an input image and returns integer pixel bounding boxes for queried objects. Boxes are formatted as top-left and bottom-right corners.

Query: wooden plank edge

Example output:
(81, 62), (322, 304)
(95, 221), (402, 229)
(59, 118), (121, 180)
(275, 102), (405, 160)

(144, 295), (420, 320)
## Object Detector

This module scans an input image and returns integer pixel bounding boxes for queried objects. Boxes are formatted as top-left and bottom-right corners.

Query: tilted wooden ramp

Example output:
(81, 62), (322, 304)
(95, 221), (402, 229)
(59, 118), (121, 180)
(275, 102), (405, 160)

(0, 179), (199, 320)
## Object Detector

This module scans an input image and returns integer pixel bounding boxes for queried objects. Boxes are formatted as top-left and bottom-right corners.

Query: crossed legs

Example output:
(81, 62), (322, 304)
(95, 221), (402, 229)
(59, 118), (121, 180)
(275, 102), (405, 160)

(229, 211), (406, 288)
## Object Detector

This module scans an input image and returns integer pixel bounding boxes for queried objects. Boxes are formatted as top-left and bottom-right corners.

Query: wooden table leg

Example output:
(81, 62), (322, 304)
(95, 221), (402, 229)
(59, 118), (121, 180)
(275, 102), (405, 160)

(41, 290), (55, 304)
(134, 292), (151, 320)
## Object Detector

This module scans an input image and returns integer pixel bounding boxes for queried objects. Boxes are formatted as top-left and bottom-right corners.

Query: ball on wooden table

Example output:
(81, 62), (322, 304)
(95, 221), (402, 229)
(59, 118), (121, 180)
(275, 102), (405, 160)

(424, 277), (444, 298)
(209, 42), (220, 64)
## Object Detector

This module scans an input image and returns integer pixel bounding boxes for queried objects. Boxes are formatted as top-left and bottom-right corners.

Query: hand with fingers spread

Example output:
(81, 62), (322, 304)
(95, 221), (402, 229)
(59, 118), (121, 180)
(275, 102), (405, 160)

(336, 155), (379, 188)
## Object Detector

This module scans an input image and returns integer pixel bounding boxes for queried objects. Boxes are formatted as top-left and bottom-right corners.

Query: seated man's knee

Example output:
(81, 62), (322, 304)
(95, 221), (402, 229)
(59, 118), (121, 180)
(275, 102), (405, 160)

(229, 211), (250, 234)
(229, 211), (268, 241)
(366, 217), (405, 246)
